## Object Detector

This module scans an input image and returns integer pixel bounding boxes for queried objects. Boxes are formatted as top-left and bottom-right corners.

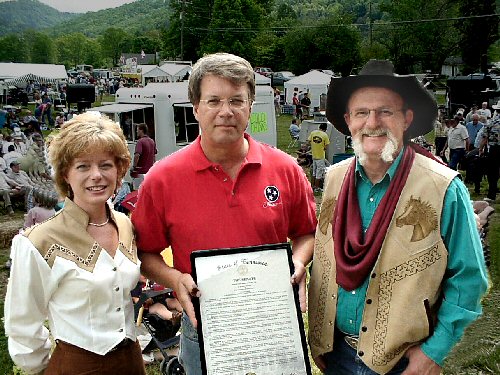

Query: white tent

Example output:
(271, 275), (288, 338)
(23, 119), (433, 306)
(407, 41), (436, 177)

(159, 63), (192, 82)
(284, 70), (332, 109)
(0, 63), (67, 85)
(255, 72), (271, 85)
(142, 66), (171, 84)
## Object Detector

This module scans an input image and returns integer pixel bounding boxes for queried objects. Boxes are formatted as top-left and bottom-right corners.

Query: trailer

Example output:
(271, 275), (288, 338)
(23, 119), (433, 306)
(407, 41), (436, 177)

(91, 82), (277, 181)
(446, 73), (500, 116)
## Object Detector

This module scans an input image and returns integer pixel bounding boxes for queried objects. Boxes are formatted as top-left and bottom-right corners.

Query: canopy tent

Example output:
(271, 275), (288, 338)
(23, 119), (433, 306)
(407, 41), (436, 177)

(0, 63), (67, 86)
(90, 103), (153, 114)
(255, 72), (271, 85)
(284, 70), (332, 109)
(158, 63), (192, 82)
(6, 73), (61, 86)
(142, 66), (171, 84)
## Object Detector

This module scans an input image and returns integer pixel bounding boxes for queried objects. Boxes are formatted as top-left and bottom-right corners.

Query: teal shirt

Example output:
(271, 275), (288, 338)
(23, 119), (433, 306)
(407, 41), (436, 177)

(335, 148), (489, 365)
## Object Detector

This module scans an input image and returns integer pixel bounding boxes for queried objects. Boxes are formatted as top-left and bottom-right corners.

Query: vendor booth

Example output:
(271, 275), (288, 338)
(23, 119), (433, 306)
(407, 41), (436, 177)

(284, 70), (332, 110)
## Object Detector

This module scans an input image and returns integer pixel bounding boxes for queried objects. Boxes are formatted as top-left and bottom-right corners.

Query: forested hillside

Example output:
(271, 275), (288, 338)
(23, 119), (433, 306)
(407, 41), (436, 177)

(0, 0), (76, 36)
(0, 0), (497, 75)
(49, 0), (172, 37)
(0, 0), (171, 37)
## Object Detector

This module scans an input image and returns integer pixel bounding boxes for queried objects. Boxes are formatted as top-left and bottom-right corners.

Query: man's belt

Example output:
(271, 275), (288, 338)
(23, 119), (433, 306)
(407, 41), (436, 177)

(335, 328), (359, 351)
(343, 335), (359, 350)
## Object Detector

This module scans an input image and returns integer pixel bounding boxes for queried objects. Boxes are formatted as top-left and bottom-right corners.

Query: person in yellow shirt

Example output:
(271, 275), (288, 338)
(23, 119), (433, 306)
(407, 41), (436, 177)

(307, 122), (330, 192)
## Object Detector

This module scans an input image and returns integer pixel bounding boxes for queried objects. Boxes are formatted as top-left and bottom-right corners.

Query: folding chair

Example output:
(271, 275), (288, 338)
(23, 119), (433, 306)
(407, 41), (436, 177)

(287, 130), (299, 151)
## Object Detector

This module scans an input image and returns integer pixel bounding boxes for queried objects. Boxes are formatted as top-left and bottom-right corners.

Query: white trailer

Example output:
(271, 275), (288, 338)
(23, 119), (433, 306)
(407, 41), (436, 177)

(91, 82), (277, 179)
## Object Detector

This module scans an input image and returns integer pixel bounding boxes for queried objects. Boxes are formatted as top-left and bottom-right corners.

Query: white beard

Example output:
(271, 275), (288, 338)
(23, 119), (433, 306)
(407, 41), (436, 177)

(352, 129), (399, 166)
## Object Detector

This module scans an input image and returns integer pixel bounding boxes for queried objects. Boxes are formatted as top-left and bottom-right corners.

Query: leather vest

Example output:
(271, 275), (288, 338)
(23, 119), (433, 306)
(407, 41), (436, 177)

(308, 153), (457, 373)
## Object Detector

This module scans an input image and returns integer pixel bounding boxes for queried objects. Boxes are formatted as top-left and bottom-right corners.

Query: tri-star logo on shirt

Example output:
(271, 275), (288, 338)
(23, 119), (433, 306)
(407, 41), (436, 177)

(263, 185), (280, 207)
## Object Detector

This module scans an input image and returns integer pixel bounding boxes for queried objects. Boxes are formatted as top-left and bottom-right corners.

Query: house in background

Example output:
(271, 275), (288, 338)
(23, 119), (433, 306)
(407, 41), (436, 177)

(441, 57), (464, 77)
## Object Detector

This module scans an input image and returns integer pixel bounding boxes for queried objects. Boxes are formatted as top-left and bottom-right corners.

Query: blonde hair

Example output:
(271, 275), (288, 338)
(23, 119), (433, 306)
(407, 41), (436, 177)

(49, 112), (131, 198)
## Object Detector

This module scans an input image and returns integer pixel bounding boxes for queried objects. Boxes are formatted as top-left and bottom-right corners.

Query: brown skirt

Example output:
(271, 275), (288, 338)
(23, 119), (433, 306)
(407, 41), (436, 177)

(45, 339), (146, 375)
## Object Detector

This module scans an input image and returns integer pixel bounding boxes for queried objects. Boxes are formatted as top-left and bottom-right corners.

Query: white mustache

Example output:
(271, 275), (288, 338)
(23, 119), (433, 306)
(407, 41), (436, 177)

(360, 128), (388, 137)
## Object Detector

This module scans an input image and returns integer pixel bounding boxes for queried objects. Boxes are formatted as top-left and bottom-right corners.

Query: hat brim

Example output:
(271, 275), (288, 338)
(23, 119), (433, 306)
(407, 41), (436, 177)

(326, 75), (437, 139)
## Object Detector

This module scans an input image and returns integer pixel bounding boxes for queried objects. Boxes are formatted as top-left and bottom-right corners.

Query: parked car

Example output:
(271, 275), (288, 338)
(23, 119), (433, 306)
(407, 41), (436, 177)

(271, 71), (295, 86)
(254, 67), (273, 78)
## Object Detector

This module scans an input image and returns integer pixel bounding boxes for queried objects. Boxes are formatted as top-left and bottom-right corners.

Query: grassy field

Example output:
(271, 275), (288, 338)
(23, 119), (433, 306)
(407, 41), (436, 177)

(0, 113), (498, 374)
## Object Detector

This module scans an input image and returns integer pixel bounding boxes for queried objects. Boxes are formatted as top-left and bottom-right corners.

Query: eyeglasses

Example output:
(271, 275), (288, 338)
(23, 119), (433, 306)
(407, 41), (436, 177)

(349, 108), (404, 120)
(199, 98), (250, 110)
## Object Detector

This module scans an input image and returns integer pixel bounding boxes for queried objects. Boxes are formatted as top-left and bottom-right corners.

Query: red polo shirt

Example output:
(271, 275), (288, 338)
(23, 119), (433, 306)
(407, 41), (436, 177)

(132, 134), (317, 274)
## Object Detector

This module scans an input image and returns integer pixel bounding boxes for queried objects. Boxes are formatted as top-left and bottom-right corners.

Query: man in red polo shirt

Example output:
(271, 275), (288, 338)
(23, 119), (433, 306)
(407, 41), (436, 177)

(130, 123), (156, 190)
(131, 53), (317, 375)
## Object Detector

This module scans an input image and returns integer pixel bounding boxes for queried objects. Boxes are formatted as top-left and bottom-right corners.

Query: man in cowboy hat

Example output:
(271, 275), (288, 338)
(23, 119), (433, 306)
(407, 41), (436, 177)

(308, 60), (488, 375)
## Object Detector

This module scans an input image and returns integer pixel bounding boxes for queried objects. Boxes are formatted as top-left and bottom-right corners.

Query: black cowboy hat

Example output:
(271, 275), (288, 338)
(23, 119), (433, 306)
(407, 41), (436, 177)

(325, 60), (437, 139)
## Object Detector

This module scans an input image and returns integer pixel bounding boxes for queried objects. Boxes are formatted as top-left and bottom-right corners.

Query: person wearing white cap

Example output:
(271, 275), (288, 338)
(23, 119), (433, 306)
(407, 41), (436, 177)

(477, 101), (491, 119)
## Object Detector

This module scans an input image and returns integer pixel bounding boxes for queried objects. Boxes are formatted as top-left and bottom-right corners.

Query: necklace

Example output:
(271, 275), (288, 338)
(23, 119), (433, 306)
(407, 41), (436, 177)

(88, 216), (110, 227)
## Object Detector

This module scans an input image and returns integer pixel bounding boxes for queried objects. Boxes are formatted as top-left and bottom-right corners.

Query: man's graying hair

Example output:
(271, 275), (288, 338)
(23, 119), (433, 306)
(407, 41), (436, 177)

(188, 53), (256, 104)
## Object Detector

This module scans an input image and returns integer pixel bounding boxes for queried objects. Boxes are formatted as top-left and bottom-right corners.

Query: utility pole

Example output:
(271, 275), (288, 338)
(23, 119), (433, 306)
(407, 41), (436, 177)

(369, 1), (373, 48)
(180, 0), (185, 60)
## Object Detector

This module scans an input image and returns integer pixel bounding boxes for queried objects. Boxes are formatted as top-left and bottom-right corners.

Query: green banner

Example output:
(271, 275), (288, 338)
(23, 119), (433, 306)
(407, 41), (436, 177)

(250, 112), (268, 133)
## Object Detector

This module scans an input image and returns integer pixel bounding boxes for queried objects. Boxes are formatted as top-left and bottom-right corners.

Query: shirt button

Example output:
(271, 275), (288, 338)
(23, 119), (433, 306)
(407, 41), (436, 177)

(119, 328), (123, 332)
(361, 326), (367, 332)
(332, 294), (336, 299)
(115, 286), (120, 292)
(232, 191), (235, 196)
(358, 351), (364, 357)
(214, 166), (219, 171)
(351, 291), (356, 295)
(369, 197), (374, 202)
(112, 267), (117, 271)
(349, 319), (353, 324)
(116, 307), (121, 312)
(328, 321), (333, 326)
(366, 299), (372, 304)
(223, 178), (228, 182)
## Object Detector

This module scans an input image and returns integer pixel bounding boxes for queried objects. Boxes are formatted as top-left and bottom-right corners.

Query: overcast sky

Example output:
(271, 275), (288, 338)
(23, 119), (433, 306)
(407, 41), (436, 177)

(38, 0), (137, 13)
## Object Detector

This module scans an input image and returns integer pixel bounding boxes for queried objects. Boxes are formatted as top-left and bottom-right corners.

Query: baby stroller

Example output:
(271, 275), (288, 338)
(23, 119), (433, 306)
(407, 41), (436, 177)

(134, 285), (185, 375)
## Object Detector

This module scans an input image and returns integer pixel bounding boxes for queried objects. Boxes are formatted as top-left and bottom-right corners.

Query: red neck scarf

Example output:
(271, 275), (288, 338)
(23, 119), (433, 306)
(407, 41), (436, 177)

(333, 144), (431, 291)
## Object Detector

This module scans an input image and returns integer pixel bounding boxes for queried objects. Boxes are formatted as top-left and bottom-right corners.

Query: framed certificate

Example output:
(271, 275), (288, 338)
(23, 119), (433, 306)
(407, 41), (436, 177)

(191, 243), (312, 375)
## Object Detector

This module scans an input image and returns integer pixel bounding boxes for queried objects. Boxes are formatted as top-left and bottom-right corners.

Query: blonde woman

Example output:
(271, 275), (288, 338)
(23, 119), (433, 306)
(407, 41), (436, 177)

(4, 112), (146, 375)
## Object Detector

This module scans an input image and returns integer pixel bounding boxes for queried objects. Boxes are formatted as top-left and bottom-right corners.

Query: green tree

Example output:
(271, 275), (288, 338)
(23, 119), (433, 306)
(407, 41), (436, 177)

(377, 0), (461, 73)
(56, 33), (88, 68)
(283, 15), (361, 76)
(164, 0), (215, 62)
(0, 34), (29, 62)
(29, 31), (57, 64)
(201, 0), (259, 59)
(99, 27), (128, 66)
(83, 38), (104, 68)
(458, 0), (499, 74)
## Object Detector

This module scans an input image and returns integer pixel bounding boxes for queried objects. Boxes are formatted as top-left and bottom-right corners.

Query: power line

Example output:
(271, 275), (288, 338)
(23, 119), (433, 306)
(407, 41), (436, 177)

(185, 13), (500, 34)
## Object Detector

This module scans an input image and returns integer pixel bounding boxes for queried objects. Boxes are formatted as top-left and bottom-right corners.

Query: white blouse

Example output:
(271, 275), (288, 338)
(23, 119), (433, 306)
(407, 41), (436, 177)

(4, 199), (141, 374)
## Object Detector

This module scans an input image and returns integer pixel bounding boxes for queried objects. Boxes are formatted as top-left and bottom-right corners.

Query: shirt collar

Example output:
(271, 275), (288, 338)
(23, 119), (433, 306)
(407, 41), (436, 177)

(190, 133), (262, 172)
(355, 146), (405, 184)
(62, 197), (116, 227)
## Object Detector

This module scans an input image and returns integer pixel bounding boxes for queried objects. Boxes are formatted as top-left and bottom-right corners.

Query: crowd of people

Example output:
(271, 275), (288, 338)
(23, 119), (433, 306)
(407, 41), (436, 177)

(0, 123), (56, 216)
(2, 55), (491, 375)
(435, 100), (500, 201)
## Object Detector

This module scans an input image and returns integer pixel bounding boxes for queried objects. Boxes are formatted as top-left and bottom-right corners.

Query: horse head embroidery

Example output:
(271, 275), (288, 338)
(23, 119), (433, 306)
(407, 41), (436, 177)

(395, 196), (438, 242)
